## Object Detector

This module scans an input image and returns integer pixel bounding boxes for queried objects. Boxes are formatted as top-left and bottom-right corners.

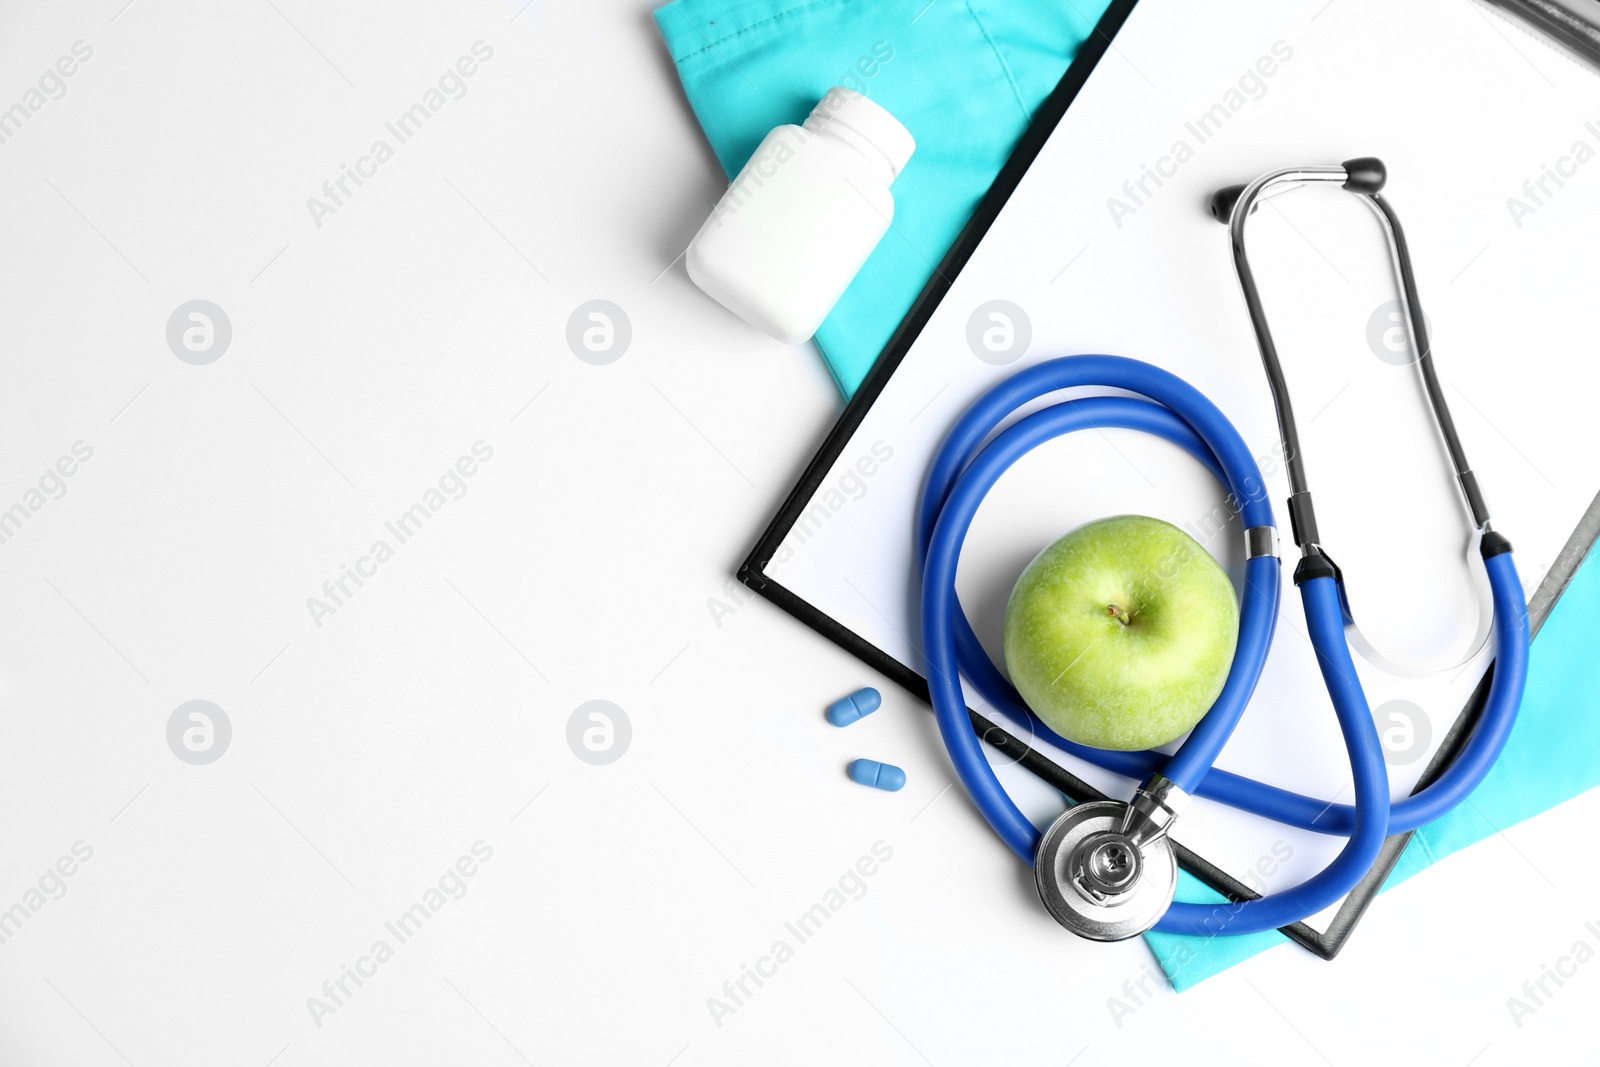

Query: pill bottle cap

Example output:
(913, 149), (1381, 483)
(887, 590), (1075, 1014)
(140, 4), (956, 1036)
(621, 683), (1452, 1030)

(803, 87), (916, 182)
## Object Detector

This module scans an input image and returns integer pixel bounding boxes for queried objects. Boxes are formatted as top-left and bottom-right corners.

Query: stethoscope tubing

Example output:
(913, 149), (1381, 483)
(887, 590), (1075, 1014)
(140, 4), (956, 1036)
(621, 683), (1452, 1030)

(947, 555), (1527, 839)
(1160, 574), (1390, 935)
(918, 354), (1528, 936)
(920, 355), (1281, 859)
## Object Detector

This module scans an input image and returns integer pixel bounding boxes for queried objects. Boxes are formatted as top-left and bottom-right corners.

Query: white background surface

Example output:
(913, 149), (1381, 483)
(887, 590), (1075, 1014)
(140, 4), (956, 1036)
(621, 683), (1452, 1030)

(0, 1), (1597, 1065)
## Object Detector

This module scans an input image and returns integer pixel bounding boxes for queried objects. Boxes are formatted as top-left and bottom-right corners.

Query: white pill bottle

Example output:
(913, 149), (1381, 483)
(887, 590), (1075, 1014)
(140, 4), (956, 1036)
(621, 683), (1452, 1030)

(686, 87), (915, 344)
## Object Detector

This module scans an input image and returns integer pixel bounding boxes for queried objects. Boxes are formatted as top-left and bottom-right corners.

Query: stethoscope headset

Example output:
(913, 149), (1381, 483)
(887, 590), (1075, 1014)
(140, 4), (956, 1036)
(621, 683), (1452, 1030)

(919, 158), (1528, 940)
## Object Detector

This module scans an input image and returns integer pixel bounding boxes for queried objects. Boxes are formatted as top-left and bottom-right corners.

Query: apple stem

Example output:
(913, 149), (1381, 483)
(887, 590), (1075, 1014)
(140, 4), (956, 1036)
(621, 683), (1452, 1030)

(1107, 603), (1133, 627)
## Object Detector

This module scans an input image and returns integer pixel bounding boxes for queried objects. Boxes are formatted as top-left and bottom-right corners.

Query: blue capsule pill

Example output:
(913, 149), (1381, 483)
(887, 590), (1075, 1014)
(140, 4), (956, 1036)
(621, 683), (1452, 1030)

(826, 687), (882, 727)
(848, 759), (906, 792)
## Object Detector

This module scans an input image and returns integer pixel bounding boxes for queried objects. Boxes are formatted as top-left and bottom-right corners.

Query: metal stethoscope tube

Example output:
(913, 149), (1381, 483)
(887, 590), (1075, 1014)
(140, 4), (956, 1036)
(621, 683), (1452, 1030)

(919, 159), (1529, 940)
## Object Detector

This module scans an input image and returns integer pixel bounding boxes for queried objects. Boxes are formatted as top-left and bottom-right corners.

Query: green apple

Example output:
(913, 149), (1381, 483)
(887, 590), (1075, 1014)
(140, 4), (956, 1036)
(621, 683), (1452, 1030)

(1003, 515), (1239, 751)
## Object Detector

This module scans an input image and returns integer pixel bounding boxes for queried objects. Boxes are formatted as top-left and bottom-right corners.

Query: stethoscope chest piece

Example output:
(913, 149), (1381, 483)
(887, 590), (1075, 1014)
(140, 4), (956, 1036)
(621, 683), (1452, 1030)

(1034, 801), (1177, 942)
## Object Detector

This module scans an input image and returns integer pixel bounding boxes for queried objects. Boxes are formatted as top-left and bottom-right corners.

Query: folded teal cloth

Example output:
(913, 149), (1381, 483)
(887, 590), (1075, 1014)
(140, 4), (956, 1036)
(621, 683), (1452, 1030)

(654, 0), (1110, 395)
(656, 0), (1600, 989)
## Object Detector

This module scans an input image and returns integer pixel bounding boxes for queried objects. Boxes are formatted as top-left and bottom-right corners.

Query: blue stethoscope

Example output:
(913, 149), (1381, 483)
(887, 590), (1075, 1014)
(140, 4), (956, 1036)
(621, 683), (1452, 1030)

(919, 159), (1530, 941)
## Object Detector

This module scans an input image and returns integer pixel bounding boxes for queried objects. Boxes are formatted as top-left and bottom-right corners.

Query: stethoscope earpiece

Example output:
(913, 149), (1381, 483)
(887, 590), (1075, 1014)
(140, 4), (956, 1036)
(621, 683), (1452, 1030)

(1209, 157), (1386, 225)
(1209, 183), (1247, 223)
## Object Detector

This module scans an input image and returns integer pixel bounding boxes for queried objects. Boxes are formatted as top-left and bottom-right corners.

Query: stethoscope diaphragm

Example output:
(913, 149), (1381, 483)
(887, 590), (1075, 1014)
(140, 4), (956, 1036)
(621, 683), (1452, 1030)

(1034, 801), (1178, 942)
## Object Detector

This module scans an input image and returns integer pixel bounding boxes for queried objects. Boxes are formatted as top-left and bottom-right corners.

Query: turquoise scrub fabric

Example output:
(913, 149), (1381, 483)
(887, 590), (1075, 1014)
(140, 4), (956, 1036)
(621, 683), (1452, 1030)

(655, 1), (1600, 990)
(654, 0), (1111, 395)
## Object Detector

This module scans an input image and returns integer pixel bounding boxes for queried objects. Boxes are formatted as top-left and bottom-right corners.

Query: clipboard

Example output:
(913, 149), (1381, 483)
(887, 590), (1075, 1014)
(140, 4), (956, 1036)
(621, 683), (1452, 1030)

(737, 0), (1600, 958)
